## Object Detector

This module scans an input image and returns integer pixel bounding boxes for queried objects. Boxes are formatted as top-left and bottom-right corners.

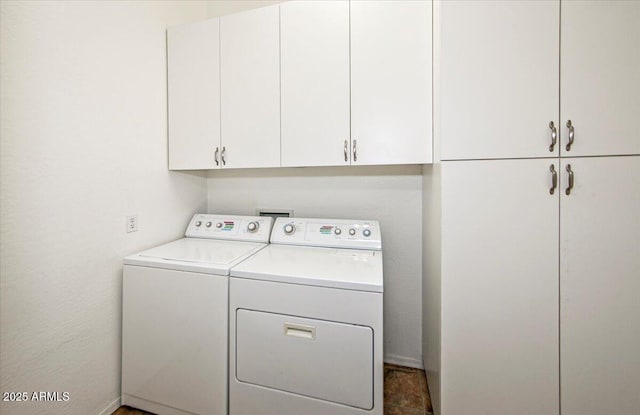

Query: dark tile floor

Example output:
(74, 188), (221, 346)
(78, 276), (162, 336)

(113, 363), (433, 415)
(384, 364), (433, 415)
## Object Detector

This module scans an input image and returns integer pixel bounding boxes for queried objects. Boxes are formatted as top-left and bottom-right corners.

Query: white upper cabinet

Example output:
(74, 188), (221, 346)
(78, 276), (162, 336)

(350, 1), (432, 165)
(220, 5), (280, 168)
(280, 1), (351, 167)
(169, 1), (434, 170)
(168, 19), (221, 170)
(560, 1), (640, 157)
(440, 0), (560, 160)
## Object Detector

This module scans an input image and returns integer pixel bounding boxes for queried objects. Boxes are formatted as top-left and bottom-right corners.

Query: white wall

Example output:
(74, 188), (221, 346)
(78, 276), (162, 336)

(207, 166), (424, 367)
(0, 2), (208, 414)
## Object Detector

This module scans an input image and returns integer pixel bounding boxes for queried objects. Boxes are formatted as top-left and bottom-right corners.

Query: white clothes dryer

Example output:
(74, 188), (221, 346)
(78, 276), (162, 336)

(121, 214), (272, 415)
(229, 217), (384, 415)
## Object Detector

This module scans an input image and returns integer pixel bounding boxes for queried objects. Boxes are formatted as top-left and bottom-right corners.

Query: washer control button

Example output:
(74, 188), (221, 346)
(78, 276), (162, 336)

(283, 224), (295, 235)
(334, 228), (342, 235)
(349, 228), (356, 236)
(216, 222), (223, 229)
(247, 221), (259, 233)
(206, 222), (212, 228)
(195, 221), (202, 227)
(363, 229), (372, 237)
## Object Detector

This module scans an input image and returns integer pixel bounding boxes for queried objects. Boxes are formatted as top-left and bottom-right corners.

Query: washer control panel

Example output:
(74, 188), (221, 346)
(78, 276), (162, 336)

(185, 214), (273, 243)
(271, 217), (381, 250)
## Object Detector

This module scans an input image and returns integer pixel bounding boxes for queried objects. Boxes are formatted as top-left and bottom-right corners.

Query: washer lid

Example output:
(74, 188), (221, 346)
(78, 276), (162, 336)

(124, 238), (267, 275)
(230, 244), (383, 292)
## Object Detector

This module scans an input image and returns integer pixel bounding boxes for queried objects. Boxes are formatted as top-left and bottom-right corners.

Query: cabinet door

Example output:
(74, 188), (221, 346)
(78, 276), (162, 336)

(168, 19), (221, 170)
(350, 0), (432, 165)
(440, 1), (559, 160)
(280, 1), (350, 167)
(561, 2), (640, 157)
(221, 5), (280, 168)
(560, 156), (640, 415)
(441, 159), (560, 415)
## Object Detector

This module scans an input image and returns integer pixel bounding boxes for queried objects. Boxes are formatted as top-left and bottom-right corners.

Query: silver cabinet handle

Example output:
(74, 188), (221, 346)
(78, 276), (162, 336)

(344, 140), (348, 162)
(221, 146), (226, 166)
(352, 139), (357, 162)
(566, 120), (574, 151)
(548, 121), (557, 152)
(214, 147), (219, 166)
(549, 164), (557, 194)
(565, 164), (574, 195)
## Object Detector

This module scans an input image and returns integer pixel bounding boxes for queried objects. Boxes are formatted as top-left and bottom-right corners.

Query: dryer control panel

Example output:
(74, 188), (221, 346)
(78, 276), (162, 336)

(185, 214), (273, 243)
(271, 217), (381, 250)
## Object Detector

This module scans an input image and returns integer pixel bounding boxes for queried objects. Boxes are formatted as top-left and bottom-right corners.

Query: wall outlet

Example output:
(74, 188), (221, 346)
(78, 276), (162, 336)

(126, 215), (138, 233)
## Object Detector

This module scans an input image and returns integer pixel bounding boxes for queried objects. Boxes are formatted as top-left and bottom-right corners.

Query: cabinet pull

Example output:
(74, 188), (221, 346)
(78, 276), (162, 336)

(221, 146), (226, 166)
(344, 140), (348, 162)
(566, 120), (574, 151)
(353, 139), (357, 162)
(549, 164), (557, 194)
(214, 147), (219, 166)
(565, 164), (574, 195)
(548, 121), (557, 152)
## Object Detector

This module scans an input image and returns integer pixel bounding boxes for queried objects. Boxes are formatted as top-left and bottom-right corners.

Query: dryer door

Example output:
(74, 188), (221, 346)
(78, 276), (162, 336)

(236, 309), (374, 410)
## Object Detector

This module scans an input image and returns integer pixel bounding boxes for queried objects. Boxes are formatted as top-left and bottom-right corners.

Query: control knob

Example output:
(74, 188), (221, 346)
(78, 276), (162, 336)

(247, 221), (259, 233)
(349, 228), (356, 236)
(195, 221), (202, 227)
(283, 224), (295, 235)
(206, 222), (212, 228)
(216, 222), (223, 229)
(363, 229), (372, 237)
(334, 228), (342, 235)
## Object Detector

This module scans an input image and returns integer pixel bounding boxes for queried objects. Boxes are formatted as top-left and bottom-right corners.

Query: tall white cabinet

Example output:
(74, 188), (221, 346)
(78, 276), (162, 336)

(560, 3), (639, 414)
(429, 1), (640, 414)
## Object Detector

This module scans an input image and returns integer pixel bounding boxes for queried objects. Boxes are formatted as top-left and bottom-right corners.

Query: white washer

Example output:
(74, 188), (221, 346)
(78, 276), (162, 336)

(229, 217), (383, 415)
(122, 214), (273, 415)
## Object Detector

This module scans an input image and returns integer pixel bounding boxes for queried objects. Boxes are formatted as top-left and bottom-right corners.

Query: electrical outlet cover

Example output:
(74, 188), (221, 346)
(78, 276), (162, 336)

(126, 215), (138, 233)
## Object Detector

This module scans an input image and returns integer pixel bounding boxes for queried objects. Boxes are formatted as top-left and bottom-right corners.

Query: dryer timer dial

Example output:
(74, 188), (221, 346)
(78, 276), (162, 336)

(283, 224), (295, 235)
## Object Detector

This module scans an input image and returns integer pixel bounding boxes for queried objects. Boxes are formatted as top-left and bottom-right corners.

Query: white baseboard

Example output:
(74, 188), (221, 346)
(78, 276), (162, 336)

(384, 354), (424, 369)
(98, 396), (121, 415)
